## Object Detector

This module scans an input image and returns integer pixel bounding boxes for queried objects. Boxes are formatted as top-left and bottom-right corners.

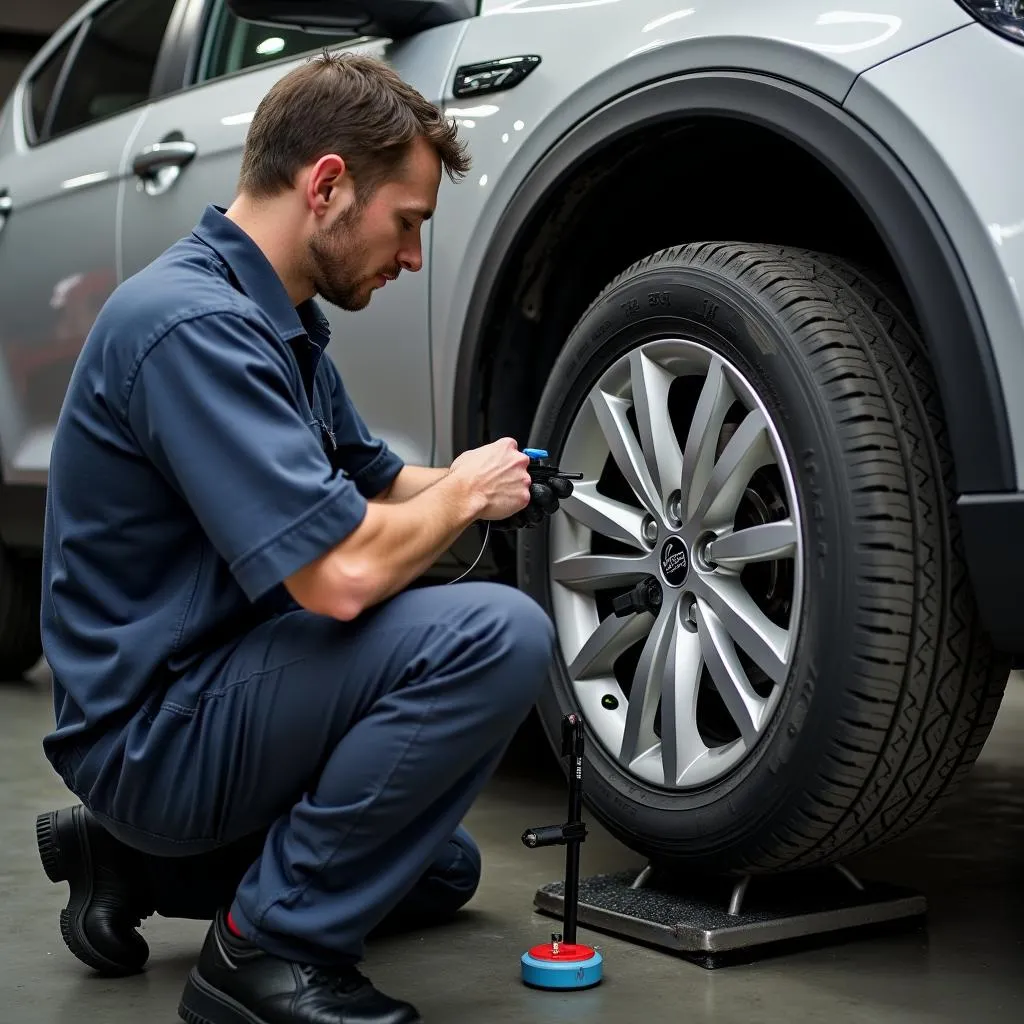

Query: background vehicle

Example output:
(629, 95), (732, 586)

(2, 0), (1023, 877)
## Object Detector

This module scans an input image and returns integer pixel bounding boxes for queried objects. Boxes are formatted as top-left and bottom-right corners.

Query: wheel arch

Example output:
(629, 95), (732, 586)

(451, 70), (1016, 497)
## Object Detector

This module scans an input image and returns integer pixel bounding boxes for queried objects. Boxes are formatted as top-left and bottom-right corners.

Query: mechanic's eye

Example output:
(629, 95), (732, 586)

(401, 218), (413, 232)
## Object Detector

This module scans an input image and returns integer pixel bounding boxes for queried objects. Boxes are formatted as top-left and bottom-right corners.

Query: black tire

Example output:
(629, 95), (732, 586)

(0, 540), (43, 680)
(519, 242), (1011, 874)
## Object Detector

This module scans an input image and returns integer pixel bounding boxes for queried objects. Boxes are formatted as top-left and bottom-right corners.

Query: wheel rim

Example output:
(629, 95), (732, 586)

(548, 337), (804, 789)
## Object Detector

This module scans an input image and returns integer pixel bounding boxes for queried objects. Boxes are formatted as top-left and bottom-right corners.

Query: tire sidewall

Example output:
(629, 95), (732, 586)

(519, 260), (858, 860)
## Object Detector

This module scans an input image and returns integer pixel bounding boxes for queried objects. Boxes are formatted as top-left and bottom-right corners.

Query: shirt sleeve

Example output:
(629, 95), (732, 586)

(323, 355), (405, 499)
(125, 310), (369, 602)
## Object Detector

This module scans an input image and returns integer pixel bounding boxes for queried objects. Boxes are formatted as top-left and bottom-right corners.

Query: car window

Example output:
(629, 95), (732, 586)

(44, 0), (178, 141)
(26, 34), (74, 143)
(197, 0), (354, 83)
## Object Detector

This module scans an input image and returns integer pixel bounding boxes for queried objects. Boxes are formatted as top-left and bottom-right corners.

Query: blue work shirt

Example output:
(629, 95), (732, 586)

(41, 204), (404, 784)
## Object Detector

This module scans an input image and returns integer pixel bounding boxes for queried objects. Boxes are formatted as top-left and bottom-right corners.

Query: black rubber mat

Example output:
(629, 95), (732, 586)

(534, 867), (927, 968)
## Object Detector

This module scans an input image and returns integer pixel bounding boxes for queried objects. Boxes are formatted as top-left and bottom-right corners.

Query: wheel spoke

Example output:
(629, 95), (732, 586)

(551, 551), (654, 592)
(568, 607), (652, 681)
(707, 519), (798, 569)
(698, 574), (789, 684)
(630, 349), (684, 508)
(695, 599), (769, 745)
(620, 601), (675, 767)
(693, 408), (773, 531)
(551, 336), (803, 793)
(659, 621), (708, 787)
(680, 356), (734, 520)
(560, 482), (649, 550)
(591, 386), (662, 515)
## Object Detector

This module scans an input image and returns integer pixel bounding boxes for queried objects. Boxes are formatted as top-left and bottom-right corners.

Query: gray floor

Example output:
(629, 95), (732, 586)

(3, 665), (1023, 1022)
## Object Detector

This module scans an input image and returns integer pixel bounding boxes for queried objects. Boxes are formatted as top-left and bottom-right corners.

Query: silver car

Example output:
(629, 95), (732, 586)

(2, 0), (1023, 877)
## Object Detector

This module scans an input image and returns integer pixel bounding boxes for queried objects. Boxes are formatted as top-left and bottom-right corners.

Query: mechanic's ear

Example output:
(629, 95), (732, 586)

(307, 154), (352, 214)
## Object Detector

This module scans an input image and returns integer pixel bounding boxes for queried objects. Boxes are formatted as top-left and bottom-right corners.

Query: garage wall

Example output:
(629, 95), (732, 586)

(0, 53), (26, 100)
(1, 1), (83, 102)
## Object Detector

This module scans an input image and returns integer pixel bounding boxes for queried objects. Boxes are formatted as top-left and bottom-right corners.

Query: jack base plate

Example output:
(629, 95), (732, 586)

(533, 866), (926, 969)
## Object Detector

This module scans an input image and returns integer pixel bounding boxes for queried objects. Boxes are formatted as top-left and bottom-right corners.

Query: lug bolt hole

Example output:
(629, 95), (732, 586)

(668, 490), (682, 526)
(682, 593), (698, 633)
(693, 531), (718, 571)
(642, 516), (658, 545)
(601, 694), (619, 711)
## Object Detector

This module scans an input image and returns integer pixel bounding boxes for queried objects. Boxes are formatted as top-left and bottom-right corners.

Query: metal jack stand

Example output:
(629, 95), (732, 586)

(534, 853), (927, 969)
(520, 714), (604, 989)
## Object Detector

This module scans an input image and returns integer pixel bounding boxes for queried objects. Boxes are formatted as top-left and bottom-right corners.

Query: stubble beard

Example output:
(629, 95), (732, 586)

(307, 203), (374, 312)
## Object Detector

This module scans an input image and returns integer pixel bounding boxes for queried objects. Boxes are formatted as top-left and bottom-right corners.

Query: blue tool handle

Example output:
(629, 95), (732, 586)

(523, 448), (549, 460)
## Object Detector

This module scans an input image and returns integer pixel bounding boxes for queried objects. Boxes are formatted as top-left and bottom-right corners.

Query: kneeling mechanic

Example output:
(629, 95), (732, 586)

(35, 51), (565, 1024)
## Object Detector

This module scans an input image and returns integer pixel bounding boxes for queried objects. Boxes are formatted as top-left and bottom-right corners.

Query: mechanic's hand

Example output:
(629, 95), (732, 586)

(449, 437), (531, 521)
(491, 474), (575, 532)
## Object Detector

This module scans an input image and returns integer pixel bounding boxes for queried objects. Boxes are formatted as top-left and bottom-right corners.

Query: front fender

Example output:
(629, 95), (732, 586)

(443, 70), (1014, 500)
(430, 0), (973, 462)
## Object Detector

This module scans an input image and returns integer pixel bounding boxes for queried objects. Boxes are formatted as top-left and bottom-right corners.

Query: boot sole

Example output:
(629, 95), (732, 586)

(35, 807), (143, 976)
(179, 969), (271, 1024)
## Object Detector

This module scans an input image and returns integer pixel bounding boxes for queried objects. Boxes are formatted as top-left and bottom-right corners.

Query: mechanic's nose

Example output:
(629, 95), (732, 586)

(399, 243), (423, 273)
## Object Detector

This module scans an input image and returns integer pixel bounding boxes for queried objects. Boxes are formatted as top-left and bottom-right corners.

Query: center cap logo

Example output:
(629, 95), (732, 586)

(660, 537), (689, 587)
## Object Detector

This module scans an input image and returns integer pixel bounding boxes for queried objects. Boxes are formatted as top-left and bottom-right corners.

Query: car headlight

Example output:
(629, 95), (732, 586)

(955, 1), (1024, 43)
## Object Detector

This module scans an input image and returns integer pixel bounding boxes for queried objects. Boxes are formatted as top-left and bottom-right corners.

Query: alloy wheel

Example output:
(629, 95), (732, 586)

(548, 338), (804, 789)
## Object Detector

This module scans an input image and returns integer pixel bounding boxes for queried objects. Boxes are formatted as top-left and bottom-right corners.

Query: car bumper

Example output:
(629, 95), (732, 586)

(957, 494), (1024, 653)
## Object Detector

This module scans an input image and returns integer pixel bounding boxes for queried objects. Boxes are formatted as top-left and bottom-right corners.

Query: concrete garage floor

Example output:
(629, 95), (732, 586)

(2, 665), (1023, 1023)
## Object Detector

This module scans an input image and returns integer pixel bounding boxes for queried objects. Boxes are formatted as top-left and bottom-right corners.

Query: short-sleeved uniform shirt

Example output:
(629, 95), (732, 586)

(40, 204), (404, 780)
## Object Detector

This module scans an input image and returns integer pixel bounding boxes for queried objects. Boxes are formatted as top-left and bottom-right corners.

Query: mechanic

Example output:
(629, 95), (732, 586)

(35, 51), (563, 1024)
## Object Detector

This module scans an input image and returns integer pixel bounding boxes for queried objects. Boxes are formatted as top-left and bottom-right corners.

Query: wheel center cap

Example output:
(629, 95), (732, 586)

(660, 536), (689, 587)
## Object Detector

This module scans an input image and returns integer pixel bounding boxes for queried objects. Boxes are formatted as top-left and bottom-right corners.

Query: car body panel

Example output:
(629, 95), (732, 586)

(845, 22), (1024, 486)
(0, 92), (144, 485)
(428, 0), (975, 463)
(0, 0), (1020, 503)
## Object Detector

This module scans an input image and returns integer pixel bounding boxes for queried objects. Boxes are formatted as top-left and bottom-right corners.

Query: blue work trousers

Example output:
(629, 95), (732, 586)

(79, 582), (555, 965)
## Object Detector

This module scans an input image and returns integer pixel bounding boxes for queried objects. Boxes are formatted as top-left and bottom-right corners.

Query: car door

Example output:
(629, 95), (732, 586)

(0, 0), (182, 486)
(118, 0), (466, 468)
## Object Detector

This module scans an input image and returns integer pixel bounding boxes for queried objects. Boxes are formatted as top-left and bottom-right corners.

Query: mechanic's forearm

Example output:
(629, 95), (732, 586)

(375, 464), (449, 503)
(296, 472), (483, 620)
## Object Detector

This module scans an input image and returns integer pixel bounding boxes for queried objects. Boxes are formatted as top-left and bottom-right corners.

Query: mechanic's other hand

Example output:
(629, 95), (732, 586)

(449, 437), (531, 521)
(491, 477), (575, 532)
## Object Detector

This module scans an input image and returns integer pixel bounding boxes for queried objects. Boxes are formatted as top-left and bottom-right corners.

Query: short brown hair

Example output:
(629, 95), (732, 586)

(238, 50), (471, 200)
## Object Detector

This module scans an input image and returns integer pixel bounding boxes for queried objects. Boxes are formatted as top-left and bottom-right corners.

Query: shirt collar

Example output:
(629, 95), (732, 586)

(192, 204), (330, 349)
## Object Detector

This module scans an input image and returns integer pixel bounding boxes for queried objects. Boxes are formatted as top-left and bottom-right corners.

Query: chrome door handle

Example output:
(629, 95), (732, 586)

(131, 140), (197, 178)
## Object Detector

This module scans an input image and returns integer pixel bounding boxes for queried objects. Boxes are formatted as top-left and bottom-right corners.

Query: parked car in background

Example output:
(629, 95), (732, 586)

(2, 0), (1023, 877)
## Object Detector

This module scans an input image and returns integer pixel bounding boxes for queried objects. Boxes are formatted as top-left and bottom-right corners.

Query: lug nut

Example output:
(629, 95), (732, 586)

(643, 517), (658, 544)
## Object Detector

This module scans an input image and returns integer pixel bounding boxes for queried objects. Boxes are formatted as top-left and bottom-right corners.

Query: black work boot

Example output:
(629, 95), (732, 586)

(178, 910), (422, 1024)
(35, 804), (153, 975)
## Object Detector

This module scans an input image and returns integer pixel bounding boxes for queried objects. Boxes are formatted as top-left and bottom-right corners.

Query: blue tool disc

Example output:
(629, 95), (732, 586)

(521, 949), (603, 990)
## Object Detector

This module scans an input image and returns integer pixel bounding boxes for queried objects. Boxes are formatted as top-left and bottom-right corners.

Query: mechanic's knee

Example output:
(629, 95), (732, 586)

(472, 583), (555, 713)
(442, 826), (483, 906)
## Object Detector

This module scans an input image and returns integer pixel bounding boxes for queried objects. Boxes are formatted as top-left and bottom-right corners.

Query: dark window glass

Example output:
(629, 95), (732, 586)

(28, 34), (73, 141)
(48, 0), (178, 138)
(199, 1), (352, 82)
